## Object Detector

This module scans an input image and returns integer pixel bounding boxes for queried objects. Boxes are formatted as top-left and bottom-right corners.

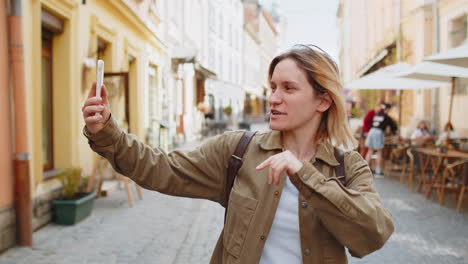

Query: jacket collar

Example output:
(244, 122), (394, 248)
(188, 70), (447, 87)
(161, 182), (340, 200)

(259, 130), (339, 166)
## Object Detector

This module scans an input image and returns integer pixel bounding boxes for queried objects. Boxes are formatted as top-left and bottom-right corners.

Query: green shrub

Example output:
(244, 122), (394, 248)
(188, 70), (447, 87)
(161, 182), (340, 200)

(223, 105), (232, 116)
(57, 168), (83, 199)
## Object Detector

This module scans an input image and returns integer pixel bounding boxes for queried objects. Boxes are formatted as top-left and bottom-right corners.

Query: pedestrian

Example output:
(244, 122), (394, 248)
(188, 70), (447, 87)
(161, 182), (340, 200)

(82, 45), (394, 263)
(365, 103), (397, 178)
(360, 101), (385, 158)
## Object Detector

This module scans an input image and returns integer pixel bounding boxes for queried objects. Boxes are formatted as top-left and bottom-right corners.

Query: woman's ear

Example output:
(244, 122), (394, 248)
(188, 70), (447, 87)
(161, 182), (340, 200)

(317, 93), (332, 113)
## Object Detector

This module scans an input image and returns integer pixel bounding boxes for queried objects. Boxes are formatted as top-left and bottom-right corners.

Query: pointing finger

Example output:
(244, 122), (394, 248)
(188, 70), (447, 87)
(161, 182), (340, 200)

(256, 157), (272, 170)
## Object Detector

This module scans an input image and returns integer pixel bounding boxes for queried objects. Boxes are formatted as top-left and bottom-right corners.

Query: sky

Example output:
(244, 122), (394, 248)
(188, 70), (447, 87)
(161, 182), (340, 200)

(260, 0), (340, 61)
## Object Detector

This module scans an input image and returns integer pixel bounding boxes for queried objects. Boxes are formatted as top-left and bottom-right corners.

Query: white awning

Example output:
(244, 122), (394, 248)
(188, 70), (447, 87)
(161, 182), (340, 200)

(398, 62), (468, 84)
(171, 46), (197, 62)
(346, 63), (445, 90)
(358, 49), (389, 76)
(425, 43), (468, 68)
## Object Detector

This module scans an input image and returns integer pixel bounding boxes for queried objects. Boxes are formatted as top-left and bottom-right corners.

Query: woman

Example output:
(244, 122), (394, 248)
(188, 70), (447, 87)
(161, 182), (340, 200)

(82, 45), (393, 263)
(436, 122), (459, 148)
(410, 121), (433, 146)
(360, 101), (384, 158)
(364, 103), (397, 178)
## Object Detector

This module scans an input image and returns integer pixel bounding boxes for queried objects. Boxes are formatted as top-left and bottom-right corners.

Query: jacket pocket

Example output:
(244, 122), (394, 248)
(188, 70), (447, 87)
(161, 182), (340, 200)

(223, 189), (258, 259)
(321, 228), (346, 263)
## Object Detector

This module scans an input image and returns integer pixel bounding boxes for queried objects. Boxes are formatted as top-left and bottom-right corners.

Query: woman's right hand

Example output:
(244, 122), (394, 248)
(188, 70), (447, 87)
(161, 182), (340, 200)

(82, 82), (111, 134)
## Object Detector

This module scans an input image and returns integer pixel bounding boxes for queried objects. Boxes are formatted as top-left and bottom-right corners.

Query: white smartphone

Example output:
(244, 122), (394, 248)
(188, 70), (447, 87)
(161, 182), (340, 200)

(96, 59), (104, 98)
(95, 60), (104, 117)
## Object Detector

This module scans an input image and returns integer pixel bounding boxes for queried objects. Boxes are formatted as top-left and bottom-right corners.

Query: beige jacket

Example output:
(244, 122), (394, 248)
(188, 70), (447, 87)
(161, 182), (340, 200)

(84, 117), (394, 264)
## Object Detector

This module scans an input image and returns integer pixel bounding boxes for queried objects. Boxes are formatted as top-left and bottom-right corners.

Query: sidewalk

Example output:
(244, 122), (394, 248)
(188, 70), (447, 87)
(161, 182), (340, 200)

(0, 152), (467, 263)
(349, 174), (468, 264)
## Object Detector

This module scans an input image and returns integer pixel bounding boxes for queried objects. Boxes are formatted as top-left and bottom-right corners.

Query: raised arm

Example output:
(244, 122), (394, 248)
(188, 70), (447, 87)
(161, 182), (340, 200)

(83, 118), (244, 205)
(82, 83), (243, 205)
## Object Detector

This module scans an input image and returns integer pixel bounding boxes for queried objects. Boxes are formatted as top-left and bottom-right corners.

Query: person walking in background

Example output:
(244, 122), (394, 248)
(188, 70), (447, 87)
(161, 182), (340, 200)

(365, 103), (397, 178)
(360, 101), (385, 158)
(82, 45), (393, 263)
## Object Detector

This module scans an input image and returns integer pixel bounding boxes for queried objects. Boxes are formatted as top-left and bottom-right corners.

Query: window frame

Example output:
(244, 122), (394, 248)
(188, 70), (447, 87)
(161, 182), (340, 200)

(41, 28), (54, 172)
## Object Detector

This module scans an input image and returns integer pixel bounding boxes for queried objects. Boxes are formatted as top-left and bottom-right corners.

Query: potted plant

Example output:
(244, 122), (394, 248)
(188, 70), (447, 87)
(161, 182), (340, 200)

(223, 105), (232, 116)
(52, 167), (96, 225)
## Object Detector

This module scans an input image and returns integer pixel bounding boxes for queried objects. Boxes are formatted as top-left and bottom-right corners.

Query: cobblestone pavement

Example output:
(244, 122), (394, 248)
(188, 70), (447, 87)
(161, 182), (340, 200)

(1, 140), (467, 264)
(349, 175), (468, 264)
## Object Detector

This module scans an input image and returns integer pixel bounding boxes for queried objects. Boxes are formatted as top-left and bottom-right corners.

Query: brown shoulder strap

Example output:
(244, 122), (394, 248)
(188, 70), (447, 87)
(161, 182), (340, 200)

(224, 131), (256, 220)
(334, 147), (346, 186)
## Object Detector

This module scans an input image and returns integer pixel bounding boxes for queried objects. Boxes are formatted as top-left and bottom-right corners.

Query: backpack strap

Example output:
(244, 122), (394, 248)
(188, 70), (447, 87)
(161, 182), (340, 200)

(224, 131), (257, 221)
(334, 147), (346, 186)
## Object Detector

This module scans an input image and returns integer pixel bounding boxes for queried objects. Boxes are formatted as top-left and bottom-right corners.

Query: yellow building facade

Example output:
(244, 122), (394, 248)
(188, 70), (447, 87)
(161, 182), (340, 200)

(19, 0), (166, 229)
(339, 0), (468, 137)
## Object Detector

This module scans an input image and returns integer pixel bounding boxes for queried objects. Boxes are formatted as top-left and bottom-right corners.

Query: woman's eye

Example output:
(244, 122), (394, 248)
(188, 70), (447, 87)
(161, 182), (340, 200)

(286, 86), (294, 90)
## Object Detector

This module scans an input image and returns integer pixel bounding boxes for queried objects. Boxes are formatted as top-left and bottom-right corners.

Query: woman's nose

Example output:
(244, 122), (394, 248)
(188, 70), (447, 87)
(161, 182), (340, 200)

(269, 91), (282, 105)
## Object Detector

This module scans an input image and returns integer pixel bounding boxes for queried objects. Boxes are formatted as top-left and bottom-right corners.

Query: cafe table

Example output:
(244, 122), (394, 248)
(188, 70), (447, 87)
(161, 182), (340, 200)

(414, 148), (468, 199)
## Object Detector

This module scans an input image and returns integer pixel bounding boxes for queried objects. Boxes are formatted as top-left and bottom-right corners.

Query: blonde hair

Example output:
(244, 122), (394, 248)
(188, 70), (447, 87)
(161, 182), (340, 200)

(268, 45), (358, 149)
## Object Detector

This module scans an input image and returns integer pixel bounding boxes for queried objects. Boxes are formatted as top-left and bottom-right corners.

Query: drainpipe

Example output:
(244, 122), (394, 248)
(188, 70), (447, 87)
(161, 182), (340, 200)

(9, 0), (33, 247)
(431, 0), (439, 134)
(396, 0), (402, 136)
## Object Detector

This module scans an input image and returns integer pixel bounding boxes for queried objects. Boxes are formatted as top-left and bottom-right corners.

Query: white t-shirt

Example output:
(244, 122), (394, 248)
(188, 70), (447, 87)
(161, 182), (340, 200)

(260, 176), (302, 264)
(436, 131), (459, 146)
(411, 129), (429, 140)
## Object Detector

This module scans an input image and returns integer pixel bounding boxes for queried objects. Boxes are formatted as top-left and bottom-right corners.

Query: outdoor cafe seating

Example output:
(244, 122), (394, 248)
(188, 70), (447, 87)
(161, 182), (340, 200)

(394, 137), (468, 212)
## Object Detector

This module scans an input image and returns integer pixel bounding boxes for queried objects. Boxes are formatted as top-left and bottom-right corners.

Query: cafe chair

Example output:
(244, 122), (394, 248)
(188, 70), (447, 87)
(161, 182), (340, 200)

(438, 159), (467, 212)
(401, 148), (415, 187)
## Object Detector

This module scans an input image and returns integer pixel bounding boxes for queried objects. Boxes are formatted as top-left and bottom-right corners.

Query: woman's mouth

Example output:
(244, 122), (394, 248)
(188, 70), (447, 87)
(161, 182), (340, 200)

(270, 110), (286, 116)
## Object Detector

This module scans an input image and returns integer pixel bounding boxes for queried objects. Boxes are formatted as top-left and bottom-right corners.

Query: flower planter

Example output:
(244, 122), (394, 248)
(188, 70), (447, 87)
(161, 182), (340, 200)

(52, 192), (96, 225)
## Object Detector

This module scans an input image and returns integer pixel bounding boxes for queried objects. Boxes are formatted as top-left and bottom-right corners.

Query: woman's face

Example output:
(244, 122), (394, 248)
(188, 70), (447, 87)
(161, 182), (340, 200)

(268, 58), (327, 132)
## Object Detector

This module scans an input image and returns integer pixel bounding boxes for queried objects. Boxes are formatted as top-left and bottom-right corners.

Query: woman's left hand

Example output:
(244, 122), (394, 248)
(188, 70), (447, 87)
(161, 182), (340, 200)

(256, 151), (304, 185)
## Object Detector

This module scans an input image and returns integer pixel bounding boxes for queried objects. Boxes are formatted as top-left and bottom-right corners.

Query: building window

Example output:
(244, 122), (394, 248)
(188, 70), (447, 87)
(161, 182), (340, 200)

(219, 52), (223, 79)
(148, 65), (158, 146)
(41, 29), (54, 171)
(229, 23), (233, 46)
(208, 43), (215, 68)
(450, 14), (467, 48)
(209, 4), (215, 32)
(227, 58), (232, 81)
(40, 9), (64, 174)
(234, 28), (238, 50)
(219, 12), (223, 39)
(234, 61), (238, 84)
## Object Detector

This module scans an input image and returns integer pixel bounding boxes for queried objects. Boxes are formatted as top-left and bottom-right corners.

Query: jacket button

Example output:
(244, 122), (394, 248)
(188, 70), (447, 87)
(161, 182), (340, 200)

(320, 178), (327, 184)
(304, 248), (311, 256)
(302, 174), (310, 180)
(301, 201), (308, 208)
(274, 191), (279, 196)
(260, 235), (266, 240)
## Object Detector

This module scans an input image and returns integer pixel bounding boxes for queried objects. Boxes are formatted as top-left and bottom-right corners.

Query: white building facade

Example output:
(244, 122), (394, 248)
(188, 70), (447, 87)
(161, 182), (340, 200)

(205, 0), (245, 128)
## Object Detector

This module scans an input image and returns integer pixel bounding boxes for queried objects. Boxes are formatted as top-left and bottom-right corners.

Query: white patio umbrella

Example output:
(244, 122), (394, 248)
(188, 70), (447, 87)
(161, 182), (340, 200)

(346, 63), (445, 135)
(346, 62), (445, 90)
(425, 43), (468, 68)
(399, 62), (468, 125)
